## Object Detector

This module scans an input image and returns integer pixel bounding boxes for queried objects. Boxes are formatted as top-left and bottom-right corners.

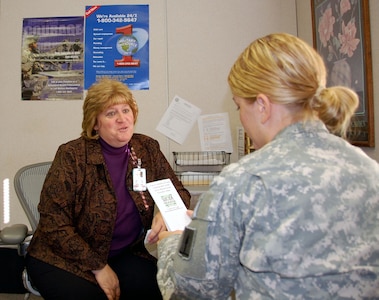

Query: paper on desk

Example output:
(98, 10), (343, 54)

(237, 126), (246, 160)
(146, 179), (192, 231)
(156, 95), (201, 144)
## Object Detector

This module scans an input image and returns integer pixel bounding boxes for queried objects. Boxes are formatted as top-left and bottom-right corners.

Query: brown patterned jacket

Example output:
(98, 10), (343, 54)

(27, 133), (191, 284)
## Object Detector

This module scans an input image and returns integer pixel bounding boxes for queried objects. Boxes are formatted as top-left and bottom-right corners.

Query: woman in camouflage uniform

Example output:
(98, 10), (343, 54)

(157, 33), (379, 299)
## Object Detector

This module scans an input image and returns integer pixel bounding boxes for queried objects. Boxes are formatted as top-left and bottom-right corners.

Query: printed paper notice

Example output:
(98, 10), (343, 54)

(146, 179), (191, 231)
(156, 95), (201, 144)
(198, 113), (233, 153)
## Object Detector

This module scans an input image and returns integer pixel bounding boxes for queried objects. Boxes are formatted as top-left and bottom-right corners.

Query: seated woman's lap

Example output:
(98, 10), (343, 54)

(108, 250), (162, 299)
(26, 251), (162, 300)
(25, 254), (107, 300)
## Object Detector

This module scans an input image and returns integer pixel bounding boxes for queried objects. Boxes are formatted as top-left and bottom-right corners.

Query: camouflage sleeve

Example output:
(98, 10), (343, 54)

(157, 169), (246, 299)
(157, 234), (181, 300)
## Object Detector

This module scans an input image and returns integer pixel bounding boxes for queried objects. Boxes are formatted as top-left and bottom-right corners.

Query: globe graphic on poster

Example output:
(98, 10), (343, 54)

(116, 35), (139, 56)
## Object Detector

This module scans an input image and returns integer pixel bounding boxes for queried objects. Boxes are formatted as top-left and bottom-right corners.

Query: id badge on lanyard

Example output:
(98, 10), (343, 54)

(133, 158), (147, 191)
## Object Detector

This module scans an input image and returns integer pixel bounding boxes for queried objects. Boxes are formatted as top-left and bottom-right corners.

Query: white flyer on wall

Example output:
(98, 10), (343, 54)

(198, 113), (233, 153)
(156, 95), (201, 144)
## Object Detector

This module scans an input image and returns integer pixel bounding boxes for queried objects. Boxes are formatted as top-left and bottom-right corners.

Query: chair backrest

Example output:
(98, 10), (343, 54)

(14, 162), (52, 232)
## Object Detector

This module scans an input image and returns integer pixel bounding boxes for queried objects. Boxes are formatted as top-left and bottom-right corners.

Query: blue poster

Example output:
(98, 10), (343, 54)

(84, 5), (149, 90)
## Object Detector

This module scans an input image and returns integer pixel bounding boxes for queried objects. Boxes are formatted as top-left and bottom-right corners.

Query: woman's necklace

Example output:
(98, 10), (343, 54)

(129, 146), (149, 211)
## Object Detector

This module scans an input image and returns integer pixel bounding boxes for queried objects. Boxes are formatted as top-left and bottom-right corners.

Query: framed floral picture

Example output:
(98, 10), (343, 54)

(311, 0), (374, 147)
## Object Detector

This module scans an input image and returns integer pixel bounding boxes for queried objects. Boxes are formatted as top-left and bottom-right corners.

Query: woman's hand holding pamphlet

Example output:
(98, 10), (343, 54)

(146, 179), (192, 231)
(144, 178), (192, 257)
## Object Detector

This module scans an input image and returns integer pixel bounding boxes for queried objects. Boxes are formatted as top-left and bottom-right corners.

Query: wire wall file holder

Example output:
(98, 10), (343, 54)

(173, 151), (231, 186)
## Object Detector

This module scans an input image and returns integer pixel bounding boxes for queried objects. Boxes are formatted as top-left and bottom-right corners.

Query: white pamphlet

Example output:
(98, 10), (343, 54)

(146, 178), (192, 231)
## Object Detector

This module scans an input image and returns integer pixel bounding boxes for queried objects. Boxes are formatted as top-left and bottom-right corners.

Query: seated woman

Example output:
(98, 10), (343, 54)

(26, 78), (191, 300)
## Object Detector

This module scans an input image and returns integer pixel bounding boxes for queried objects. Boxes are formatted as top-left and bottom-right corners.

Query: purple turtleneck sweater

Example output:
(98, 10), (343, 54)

(99, 138), (143, 257)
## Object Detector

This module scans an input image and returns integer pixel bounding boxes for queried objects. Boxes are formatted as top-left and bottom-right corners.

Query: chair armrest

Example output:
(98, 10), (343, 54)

(0, 224), (28, 244)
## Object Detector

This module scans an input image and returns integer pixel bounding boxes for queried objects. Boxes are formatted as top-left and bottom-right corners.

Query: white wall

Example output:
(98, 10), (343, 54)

(165, 0), (297, 156)
(0, 0), (297, 228)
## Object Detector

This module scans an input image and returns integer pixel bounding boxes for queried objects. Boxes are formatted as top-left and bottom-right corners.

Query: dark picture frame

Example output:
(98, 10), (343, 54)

(311, 0), (374, 147)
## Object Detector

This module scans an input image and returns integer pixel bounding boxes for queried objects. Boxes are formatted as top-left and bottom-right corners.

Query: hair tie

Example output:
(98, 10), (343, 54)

(315, 85), (325, 98)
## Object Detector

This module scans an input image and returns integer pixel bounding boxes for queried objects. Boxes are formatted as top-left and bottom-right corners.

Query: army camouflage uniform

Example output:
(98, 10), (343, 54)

(21, 46), (47, 99)
(157, 121), (379, 300)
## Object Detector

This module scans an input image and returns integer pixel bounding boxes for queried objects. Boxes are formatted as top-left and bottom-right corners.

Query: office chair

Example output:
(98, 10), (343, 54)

(2, 162), (52, 298)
